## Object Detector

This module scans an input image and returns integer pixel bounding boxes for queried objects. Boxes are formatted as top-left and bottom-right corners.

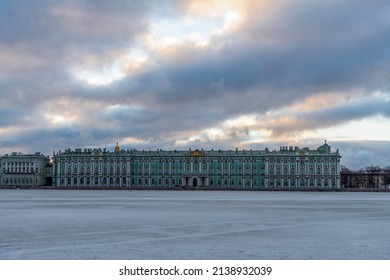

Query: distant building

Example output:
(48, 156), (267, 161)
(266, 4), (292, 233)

(52, 141), (341, 189)
(0, 152), (51, 186)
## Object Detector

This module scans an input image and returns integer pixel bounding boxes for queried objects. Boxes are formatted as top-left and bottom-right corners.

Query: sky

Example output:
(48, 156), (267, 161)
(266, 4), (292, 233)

(1, 0), (390, 170)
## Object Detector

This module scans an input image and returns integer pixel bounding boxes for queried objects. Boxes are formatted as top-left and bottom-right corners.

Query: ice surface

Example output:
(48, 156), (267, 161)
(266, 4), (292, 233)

(0, 190), (389, 260)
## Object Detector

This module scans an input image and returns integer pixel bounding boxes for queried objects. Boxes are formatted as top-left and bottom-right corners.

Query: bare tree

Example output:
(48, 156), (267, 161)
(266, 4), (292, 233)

(341, 165), (389, 189)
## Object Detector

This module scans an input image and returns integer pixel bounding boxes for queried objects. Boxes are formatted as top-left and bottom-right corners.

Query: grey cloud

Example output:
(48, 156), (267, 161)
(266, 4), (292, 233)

(0, 108), (23, 126)
(333, 140), (390, 170)
(265, 95), (390, 136)
(0, 1), (154, 120)
(113, 0), (390, 123)
(0, 126), (81, 155)
(307, 98), (390, 123)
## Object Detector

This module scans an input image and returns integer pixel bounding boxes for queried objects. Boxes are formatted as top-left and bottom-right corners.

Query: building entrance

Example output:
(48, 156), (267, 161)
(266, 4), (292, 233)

(181, 176), (209, 188)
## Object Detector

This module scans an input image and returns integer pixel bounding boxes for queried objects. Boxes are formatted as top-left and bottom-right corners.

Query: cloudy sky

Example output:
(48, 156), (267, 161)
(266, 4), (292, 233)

(1, 0), (390, 169)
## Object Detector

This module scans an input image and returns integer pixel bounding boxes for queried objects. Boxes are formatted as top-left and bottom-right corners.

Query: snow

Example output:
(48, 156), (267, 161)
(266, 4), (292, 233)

(1, 190), (389, 259)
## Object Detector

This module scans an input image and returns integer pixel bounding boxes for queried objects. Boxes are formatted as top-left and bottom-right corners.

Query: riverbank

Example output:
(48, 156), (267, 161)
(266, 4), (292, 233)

(1, 185), (390, 192)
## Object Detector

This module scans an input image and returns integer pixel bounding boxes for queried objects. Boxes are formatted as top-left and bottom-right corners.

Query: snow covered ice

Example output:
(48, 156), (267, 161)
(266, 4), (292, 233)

(1, 190), (390, 259)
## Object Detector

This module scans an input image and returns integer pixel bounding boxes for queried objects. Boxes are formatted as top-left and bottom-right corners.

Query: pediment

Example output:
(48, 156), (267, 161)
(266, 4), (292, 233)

(186, 149), (206, 157)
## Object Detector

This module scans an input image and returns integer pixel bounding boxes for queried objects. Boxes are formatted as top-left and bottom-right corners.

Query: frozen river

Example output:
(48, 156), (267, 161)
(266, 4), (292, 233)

(1, 190), (389, 260)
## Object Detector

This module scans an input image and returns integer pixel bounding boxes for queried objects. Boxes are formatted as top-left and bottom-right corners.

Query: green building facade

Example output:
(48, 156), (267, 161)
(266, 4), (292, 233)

(52, 141), (341, 189)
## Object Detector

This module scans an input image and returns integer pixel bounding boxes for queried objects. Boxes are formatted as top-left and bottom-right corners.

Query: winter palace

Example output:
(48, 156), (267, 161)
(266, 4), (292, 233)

(49, 141), (341, 189)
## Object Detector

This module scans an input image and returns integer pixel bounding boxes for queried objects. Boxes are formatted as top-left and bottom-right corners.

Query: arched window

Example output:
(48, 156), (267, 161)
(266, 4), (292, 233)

(73, 177), (78, 186)
(122, 177), (127, 186)
(103, 177), (107, 185)
(325, 179), (329, 187)
(86, 177), (90, 186)
(95, 177), (99, 186)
